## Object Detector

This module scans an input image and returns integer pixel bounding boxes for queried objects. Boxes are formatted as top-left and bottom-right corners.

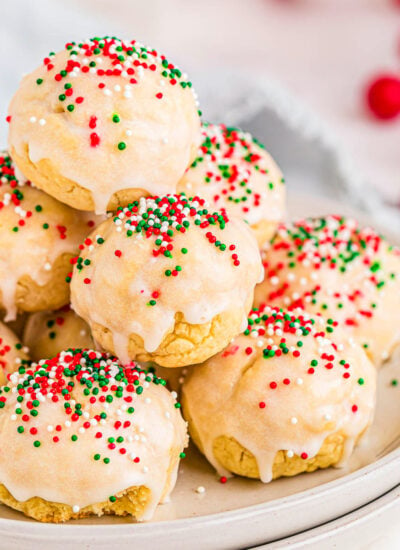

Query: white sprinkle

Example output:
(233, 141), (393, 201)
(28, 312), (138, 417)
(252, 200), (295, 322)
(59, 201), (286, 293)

(43, 262), (52, 271)
(38, 118), (46, 126)
(29, 116), (37, 123)
(72, 505), (80, 513)
(291, 417), (298, 425)
(196, 486), (206, 494)
(287, 450), (294, 458)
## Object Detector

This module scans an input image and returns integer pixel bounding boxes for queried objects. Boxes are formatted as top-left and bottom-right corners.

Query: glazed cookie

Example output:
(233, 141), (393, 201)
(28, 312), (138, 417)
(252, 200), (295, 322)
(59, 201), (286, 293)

(23, 306), (94, 361)
(8, 36), (201, 214)
(182, 306), (376, 482)
(0, 349), (187, 522)
(254, 216), (400, 366)
(0, 152), (100, 321)
(178, 123), (285, 246)
(70, 194), (262, 367)
(0, 321), (29, 385)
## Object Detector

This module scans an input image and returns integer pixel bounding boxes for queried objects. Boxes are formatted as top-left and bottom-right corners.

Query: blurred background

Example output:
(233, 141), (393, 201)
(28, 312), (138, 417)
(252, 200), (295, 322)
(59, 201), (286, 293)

(1, 0), (399, 225)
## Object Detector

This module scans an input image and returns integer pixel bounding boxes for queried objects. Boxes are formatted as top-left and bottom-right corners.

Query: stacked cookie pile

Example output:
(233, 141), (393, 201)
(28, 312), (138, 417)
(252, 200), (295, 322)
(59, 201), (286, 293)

(0, 36), (398, 523)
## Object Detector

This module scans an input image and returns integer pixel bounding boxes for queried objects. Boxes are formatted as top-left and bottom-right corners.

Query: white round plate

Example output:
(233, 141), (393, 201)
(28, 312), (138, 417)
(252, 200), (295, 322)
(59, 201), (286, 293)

(0, 194), (399, 550)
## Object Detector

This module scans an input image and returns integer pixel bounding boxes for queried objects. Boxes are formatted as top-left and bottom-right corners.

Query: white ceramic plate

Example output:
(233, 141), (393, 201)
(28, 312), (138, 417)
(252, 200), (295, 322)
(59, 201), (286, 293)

(0, 194), (399, 550)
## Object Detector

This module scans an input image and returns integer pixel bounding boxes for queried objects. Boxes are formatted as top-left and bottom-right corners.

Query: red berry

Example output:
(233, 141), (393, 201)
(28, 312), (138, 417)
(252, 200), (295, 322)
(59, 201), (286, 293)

(365, 75), (400, 120)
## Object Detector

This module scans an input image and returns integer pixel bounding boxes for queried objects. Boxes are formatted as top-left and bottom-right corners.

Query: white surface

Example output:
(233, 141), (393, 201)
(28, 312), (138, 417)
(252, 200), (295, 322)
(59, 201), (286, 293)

(253, 485), (400, 549)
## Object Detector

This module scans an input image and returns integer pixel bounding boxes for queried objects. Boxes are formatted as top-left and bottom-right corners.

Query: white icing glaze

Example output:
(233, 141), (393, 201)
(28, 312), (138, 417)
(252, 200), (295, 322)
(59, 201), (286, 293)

(182, 308), (377, 482)
(0, 350), (187, 519)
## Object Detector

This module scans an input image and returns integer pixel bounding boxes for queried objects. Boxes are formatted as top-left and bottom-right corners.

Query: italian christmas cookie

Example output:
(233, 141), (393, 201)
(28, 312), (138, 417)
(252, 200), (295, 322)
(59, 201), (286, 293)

(23, 306), (94, 361)
(254, 216), (400, 366)
(0, 321), (29, 385)
(0, 152), (100, 320)
(182, 306), (376, 482)
(178, 123), (285, 246)
(70, 194), (263, 367)
(0, 349), (187, 522)
(8, 36), (201, 214)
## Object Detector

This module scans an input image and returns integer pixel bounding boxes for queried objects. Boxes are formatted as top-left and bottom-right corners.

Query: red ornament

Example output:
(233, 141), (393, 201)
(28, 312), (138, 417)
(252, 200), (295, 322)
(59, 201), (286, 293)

(365, 75), (400, 120)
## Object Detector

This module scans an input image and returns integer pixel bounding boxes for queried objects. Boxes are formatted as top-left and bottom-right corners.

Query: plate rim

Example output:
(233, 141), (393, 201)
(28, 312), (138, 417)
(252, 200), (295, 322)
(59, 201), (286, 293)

(0, 445), (399, 534)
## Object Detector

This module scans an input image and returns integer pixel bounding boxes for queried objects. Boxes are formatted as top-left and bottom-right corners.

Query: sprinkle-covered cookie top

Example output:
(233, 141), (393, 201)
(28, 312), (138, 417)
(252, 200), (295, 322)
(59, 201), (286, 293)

(262, 215), (398, 302)
(31, 36), (198, 150)
(0, 349), (174, 454)
(180, 123), (285, 221)
(243, 305), (356, 382)
(70, 194), (242, 287)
